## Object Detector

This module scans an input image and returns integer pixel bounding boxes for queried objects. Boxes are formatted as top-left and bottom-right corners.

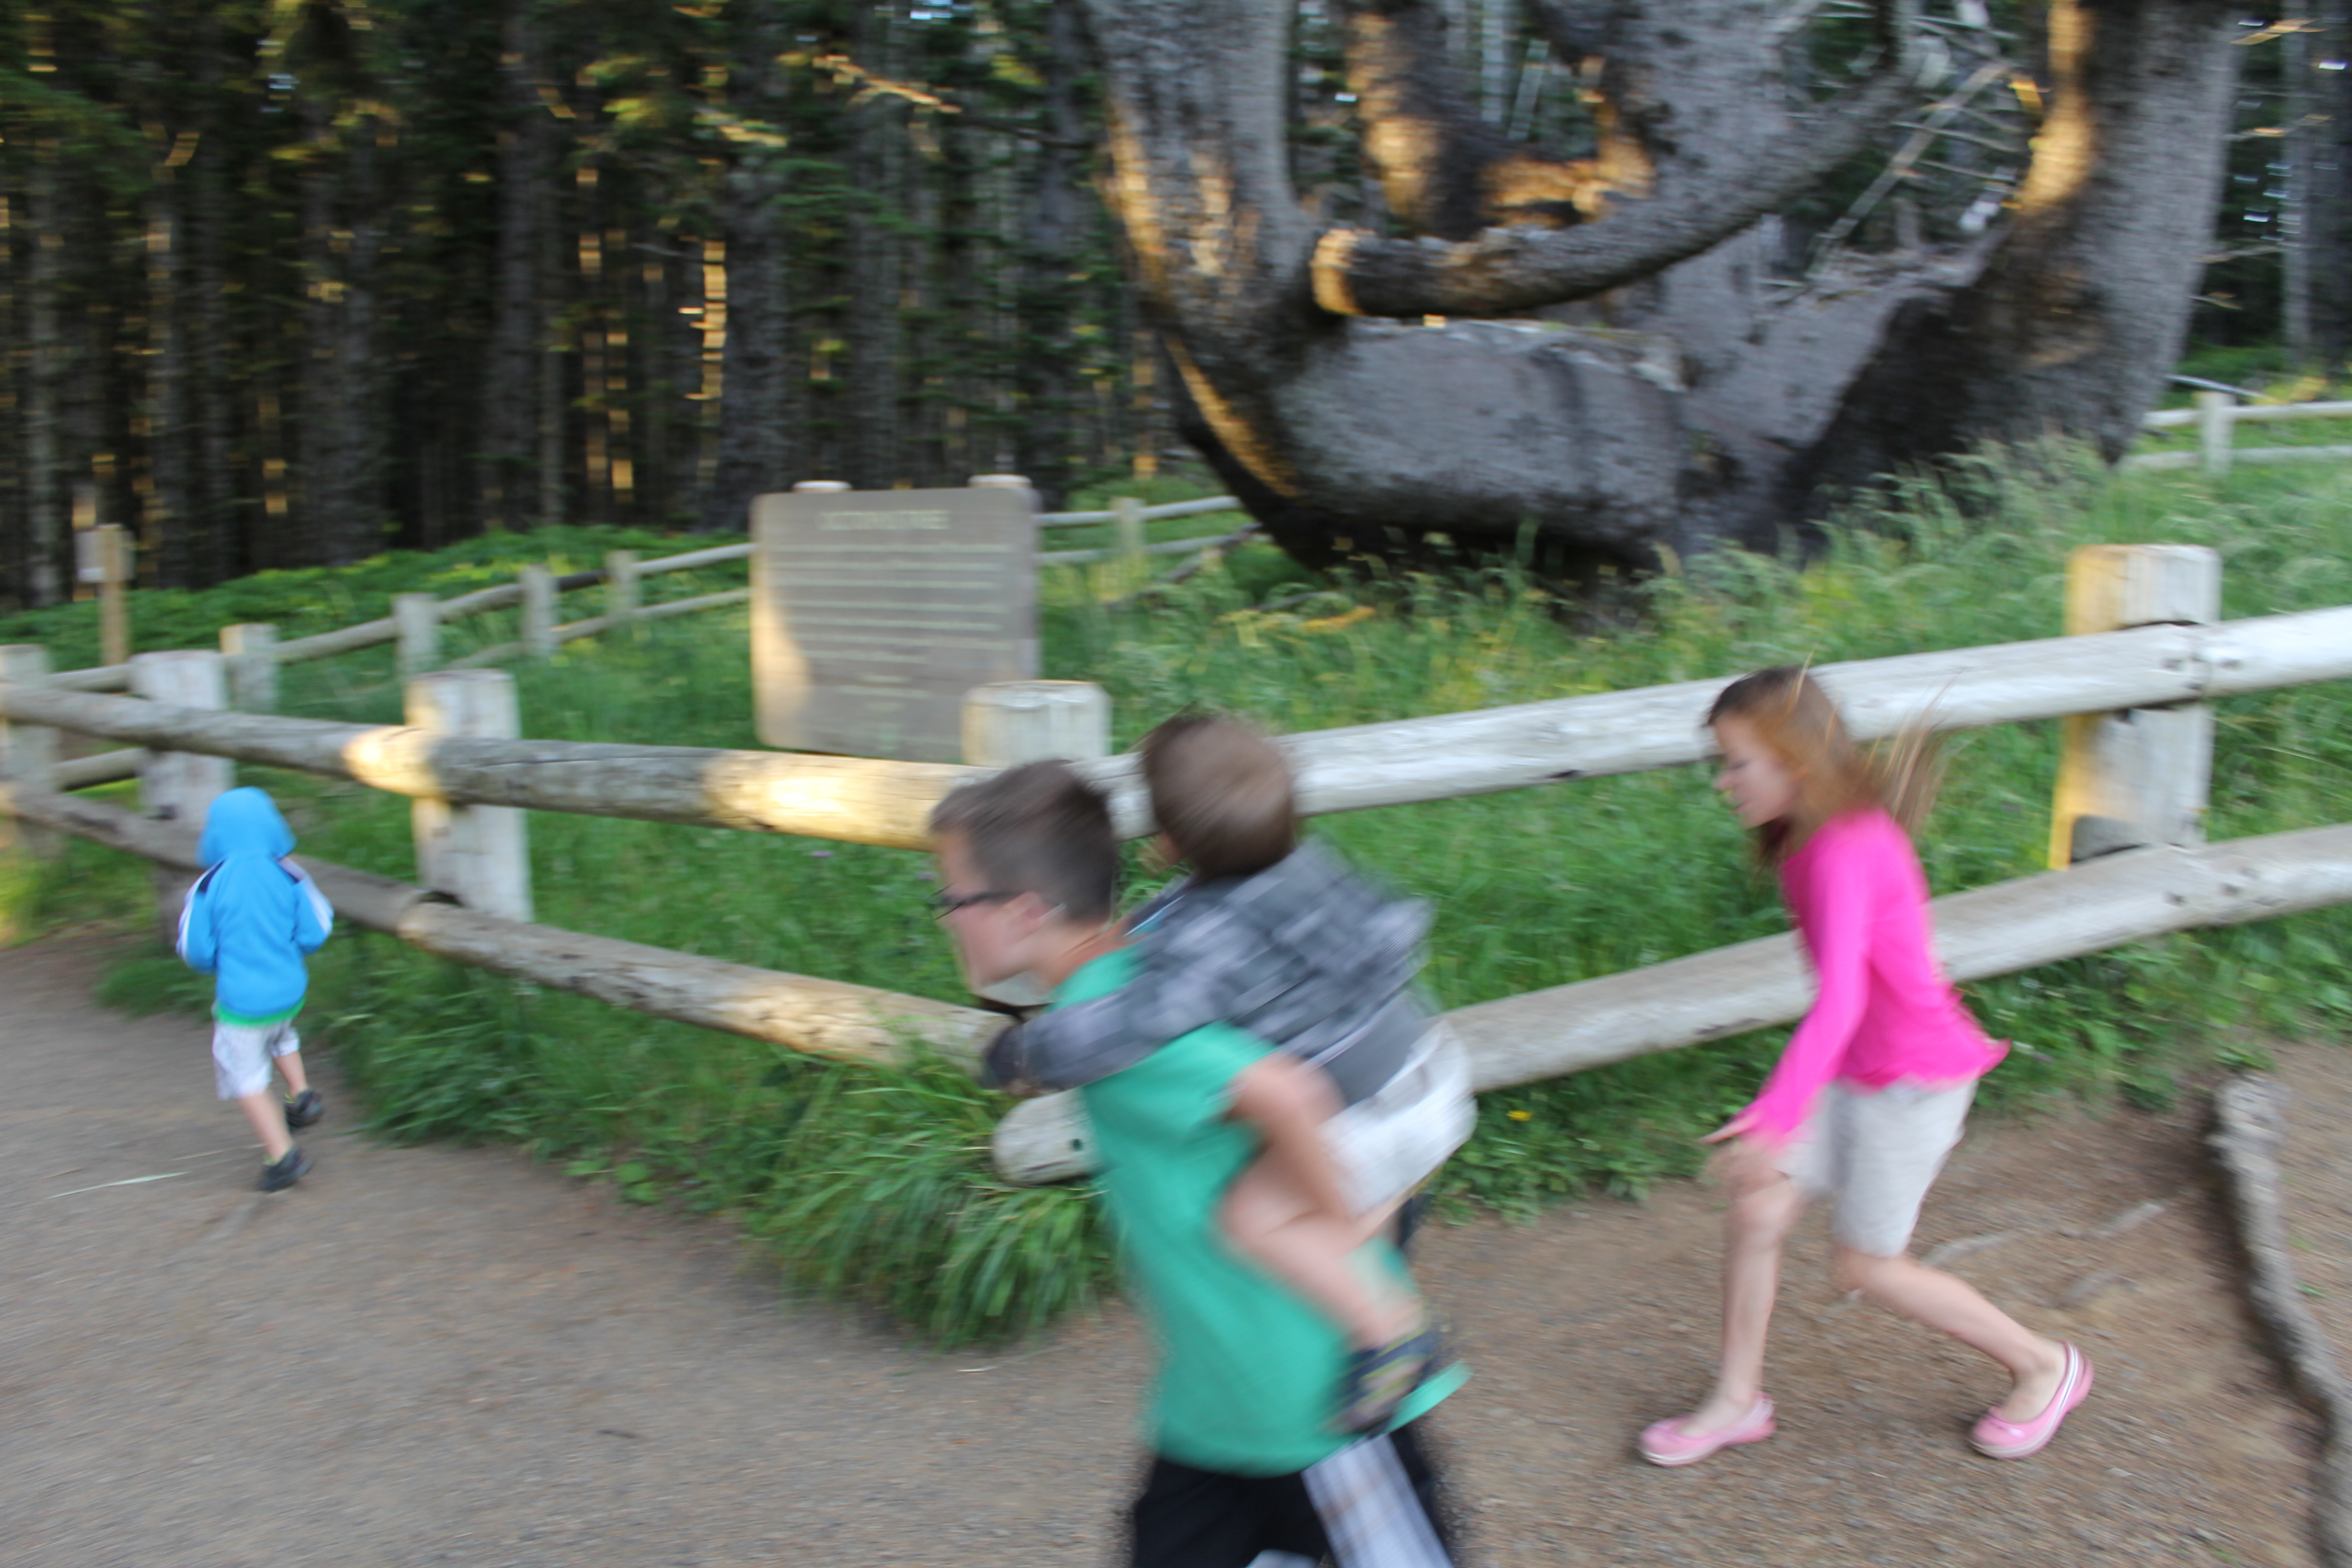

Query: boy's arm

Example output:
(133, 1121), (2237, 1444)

(286, 861), (334, 953)
(1225, 1052), (1351, 1223)
(987, 905), (1284, 1091)
(176, 870), (219, 973)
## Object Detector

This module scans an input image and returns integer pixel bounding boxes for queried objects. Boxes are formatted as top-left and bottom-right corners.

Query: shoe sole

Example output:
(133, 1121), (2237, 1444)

(1639, 1422), (1775, 1467)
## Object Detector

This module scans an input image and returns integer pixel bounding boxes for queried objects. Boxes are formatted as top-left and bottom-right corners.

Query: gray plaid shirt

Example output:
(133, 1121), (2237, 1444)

(984, 841), (1431, 1103)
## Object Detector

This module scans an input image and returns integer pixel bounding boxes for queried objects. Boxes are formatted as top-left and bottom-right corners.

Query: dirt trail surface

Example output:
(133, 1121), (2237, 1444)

(0, 933), (2332, 1567)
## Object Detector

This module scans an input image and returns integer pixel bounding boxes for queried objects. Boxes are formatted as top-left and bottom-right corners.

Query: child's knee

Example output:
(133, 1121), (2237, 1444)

(1729, 1178), (1802, 1244)
(1832, 1245), (1900, 1295)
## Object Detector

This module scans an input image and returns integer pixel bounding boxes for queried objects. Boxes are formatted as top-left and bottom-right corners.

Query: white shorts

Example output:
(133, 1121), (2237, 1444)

(213, 1017), (302, 1100)
(1323, 1025), (1476, 1216)
(1777, 1078), (1975, 1257)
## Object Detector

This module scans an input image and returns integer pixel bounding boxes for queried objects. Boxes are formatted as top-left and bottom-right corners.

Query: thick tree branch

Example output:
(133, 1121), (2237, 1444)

(1313, 1), (1917, 318)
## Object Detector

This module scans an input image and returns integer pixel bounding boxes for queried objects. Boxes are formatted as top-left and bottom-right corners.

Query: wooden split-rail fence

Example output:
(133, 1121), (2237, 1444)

(4, 541), (2350, 1186)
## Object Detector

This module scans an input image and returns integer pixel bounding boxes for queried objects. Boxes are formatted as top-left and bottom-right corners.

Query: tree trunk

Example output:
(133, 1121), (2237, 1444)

(844, 6), (905, 489)
(191, 33), (239, 585)
(24, 143), (64, 607)
(1011, 0), (1089, 509)
(481, 0), (548, 532)
(145, 166), (193, 588)
(2308, 0), (2352, 366)
(701, 0), (791, 532)
(1078, 0), (2247, 567)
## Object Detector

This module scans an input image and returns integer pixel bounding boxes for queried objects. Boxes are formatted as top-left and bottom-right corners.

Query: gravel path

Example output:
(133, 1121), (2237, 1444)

(0, 934), (2331, 1566)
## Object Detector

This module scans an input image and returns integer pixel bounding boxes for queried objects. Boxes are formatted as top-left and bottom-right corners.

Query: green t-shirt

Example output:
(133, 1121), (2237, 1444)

(1063, 948), (1462, 1476)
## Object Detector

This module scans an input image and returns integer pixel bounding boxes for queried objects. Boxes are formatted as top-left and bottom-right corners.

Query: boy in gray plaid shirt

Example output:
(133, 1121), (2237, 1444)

(983, 715), (1474, 1430)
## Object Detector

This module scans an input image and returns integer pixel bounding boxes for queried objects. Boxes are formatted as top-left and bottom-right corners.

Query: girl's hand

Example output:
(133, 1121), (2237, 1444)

(1701, 1113), (1788, 1194)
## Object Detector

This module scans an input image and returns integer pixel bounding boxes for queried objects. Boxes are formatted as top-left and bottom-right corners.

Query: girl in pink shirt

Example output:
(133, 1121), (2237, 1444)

(1638, 666), (2092, 1467)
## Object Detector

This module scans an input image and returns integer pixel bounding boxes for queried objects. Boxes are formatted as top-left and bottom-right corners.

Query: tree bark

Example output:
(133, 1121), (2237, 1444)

(1805, 0), (2243, 495)
(1011, 0), (1090, 509)
(844, 5), (905, 490)
(700, 0), (791, 532)
(1080, 0), (2247, 567)
(24, 142), (64, 607)
(145, 163), (192, 588)
(481, 0), (548, 532)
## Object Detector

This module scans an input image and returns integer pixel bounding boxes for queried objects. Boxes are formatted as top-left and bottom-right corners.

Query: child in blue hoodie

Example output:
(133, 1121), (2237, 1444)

(176, 787), (335, 1191)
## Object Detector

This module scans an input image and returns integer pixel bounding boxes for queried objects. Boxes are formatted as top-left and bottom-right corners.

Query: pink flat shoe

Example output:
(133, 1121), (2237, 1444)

(1638, 1396), (1776, 1467)
(1971, 1343), (2093, 1459)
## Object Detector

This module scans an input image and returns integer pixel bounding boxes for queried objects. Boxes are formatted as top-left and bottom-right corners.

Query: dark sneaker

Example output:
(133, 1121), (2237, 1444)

(1331, 1318), (1446, 1434)
(258, 1147), (312, 1193)
(284, 1089), (325, 1130)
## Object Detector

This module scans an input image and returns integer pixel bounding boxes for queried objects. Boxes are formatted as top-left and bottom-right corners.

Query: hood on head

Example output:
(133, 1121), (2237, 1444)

(198, 786), (296, 867)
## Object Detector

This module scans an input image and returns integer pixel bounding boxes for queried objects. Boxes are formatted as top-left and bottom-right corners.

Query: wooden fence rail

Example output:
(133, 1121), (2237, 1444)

(0, 783), (1000, 1071)
(6, 604), (2350, 849)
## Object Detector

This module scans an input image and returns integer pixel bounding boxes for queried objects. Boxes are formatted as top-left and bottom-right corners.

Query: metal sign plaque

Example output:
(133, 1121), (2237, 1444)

(750, 487), (1037, 761)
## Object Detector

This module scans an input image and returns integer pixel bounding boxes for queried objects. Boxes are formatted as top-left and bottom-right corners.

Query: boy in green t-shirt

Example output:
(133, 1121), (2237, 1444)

(931, 762), (1462, 1567)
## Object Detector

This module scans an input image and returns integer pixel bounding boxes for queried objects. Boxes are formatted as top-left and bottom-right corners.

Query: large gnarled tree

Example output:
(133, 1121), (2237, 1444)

(1078, 0), (2244, 566)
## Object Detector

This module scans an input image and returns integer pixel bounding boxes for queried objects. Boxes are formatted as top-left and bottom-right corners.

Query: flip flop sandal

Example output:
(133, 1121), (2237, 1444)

(1331, 1323), (1442, 1433)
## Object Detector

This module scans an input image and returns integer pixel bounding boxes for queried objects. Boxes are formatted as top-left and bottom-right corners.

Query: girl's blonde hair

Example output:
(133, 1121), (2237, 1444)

(1706, 664), (1941, 864)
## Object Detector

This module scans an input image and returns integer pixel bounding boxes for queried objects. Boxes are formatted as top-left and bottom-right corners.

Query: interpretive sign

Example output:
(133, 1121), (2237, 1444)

(751, 486), (1037, 761)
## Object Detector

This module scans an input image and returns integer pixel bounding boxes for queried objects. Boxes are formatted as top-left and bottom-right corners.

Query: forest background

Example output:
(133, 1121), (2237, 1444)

(2, 0), (2350, 608)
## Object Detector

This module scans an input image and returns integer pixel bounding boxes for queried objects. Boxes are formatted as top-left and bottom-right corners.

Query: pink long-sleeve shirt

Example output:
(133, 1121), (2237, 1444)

(1741, 808), (2007, 1141)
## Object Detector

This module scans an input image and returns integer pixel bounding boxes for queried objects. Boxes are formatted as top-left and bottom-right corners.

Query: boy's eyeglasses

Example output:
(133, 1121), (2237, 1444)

(927, 889), (1019, 920)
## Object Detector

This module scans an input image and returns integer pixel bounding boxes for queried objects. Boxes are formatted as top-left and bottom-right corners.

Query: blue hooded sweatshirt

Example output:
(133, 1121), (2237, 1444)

(176, 787), (334, 1024)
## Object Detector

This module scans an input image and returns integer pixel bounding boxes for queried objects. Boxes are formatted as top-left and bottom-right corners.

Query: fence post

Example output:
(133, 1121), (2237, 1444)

(132, 650), (234, 936)
(393, 593), (441, 677)
(961, 681), (1110, 1012)
(220, 623), (279, 712)
(1111, 495), (1148, 573)
(0, 645), (61, 858)
(2048, 544), (2221, 868)
(520, 564), (557, 658)
(406, 669), (533, 922)
(2196, 390), (2234, 479)
(97, 523), (133, 666)
(604, 549), (640, 632)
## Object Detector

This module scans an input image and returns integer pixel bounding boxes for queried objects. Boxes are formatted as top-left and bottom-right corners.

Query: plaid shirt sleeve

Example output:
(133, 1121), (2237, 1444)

(997, 900), (1290, 1090)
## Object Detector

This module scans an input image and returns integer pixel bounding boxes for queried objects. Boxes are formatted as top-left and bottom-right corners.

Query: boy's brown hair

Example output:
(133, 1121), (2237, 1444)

(929, 760), (1119, 921)
(1140, 714), (1297, 880)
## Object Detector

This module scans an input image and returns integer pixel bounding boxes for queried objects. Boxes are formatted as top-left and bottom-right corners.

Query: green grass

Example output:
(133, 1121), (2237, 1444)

(8, 445), (2352, 1344)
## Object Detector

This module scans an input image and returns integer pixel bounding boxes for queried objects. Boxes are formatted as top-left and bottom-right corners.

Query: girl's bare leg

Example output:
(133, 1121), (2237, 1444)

(1221, 1157), (1413, 1348)
(1683, 1174), (1805, 1434)
(1834, 1247), (2068, 1420)
(276, 1050), (310, 1097)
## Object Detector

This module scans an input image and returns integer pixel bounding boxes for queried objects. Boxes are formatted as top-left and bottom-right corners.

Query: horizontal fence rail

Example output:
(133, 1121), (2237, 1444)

(1035, 495), (1241, 528)
(5, 605), (2350, 849)
(36, 548), (752, 693)
(994, 822), (2352, 1182)
(0, 784), (1000, 1070)
(2142, 399), (2352, 430)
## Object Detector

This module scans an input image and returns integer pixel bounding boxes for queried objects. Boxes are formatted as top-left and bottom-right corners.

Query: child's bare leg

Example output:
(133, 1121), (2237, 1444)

(1686, 1173), (1805, 1433)
(235, 1090), (294, 1163)
(276, 1050), (310, 1097)
(1833, 1246), (2068, 1420)
(1221, 1154), (1415, 1348)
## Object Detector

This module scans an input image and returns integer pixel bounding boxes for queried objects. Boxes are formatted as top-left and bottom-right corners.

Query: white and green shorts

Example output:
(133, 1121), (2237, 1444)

(212, 1017), (301, 1100)
(1776, 1078), (1977, 1258)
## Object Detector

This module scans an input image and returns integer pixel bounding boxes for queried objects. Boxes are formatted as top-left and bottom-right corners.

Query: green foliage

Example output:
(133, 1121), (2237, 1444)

(16, 450), (2352, 1344)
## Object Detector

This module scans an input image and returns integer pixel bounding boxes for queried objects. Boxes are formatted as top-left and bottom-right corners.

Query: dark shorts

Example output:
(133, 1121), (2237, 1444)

(1129, 1419), (1455, 1568)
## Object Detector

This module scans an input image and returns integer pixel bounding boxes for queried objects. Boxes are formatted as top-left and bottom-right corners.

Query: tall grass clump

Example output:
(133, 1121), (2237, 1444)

(10, 445), (2352, 1340)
